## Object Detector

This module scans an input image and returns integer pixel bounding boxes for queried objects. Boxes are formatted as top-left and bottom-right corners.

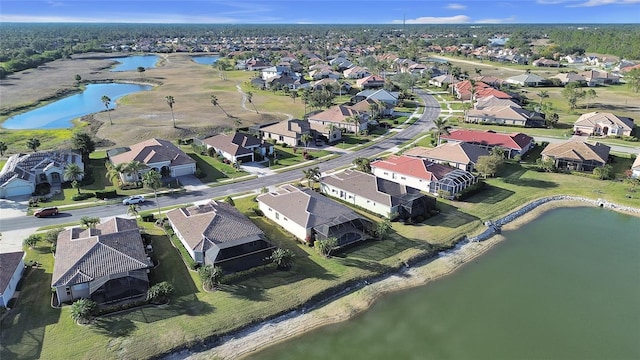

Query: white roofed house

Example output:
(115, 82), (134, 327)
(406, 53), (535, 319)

(572, 112), (634, 137)
(0, 151), (84, 199)
(166, 201), (275, 272)
(256, 184), (372, 248)
(320, 169), (436, 220)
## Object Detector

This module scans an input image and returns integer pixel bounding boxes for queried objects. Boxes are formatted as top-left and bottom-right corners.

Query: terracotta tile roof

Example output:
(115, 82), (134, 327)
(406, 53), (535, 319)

(110, 138), (195, 167)
(371, 155), (455, 181)
(574, 112), (634, 132)
(257, 184), (364, 229)
(0, 251), (24, 294)
(404, 143), (490, 165)
(441, 129), (533, 151)
(166, 201), (265, 252)
(466, 106), (539, 123)
(52, 217), (150, 287)
(541, 141), (610, 164)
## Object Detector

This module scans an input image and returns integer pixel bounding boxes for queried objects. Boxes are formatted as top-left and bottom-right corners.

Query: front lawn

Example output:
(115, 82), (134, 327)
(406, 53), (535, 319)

(269, 146), (331, 169)
(185, 151), (249, 183)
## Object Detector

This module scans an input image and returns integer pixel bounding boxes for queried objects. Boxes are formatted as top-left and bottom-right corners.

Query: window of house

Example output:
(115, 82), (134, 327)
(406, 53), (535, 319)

(284, 217), (288, 221)
(275, 212), (280, 220)
(400, 176), (406, 180)
(384, 172), (388, 175)
(268, 207), (272, 212)
(66, 287), (71, 296)
(279, 135), (284, 141)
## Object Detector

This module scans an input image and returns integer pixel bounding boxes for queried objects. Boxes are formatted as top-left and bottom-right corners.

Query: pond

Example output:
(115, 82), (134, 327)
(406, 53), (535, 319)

(110, 55), (159, 72)
(2, 83), (152, 129)
(249, 207), (640, 360)
(191, 56), (220, 65)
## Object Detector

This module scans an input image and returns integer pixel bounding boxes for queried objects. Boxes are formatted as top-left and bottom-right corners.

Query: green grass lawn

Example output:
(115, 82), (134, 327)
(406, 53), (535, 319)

(185, 150), (249, 183)
(269, 146), (330, 169)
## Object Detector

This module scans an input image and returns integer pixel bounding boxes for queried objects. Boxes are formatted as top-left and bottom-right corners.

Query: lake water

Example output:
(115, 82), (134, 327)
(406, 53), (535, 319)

(110, 55), (159, 71)
(250, 207), (640, 360)
(192, 56), (219, 65)
(2, 83), (152, 129)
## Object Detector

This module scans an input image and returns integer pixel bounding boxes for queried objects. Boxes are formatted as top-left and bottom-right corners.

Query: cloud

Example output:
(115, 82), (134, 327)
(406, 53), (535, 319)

(571, 0), (640, 6)
(446, 3), (467, 10)
(475, 16), (517, 24)
(393, 15), (471, 24)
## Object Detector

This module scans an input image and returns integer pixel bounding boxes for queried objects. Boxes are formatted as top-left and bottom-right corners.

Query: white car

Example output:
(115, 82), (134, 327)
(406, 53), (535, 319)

(122, 195), (145, 205)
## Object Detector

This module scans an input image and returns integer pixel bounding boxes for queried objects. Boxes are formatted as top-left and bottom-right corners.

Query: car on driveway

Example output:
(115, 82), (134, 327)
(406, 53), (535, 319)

(34, 207), (59, 218)
(122, 195), (145, 205)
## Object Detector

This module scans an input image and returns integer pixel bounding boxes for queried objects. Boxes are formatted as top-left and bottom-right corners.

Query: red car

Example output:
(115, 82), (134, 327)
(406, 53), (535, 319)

(34, 207), (59, 218)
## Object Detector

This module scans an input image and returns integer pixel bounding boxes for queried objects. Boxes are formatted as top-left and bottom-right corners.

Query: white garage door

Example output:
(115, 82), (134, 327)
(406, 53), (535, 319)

(172, 165), (195, 177)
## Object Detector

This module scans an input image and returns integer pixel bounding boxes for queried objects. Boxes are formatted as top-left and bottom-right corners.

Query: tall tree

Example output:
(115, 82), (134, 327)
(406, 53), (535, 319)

(105, 162), (126, 186)
(71, 132), (95, 163)
(143, 169), (162, 216)
(0, 141), (7, 157)
(127, 204), (139, 219)
(302, 167), (321, 188)
(561, 82), (586, 110)
(246, 91), (259, 113)
(63, 163), (84, 194)
(198, 265), (224, 291)
(433, 118), (450, 145)
(290, 90), (298, 103)
(584, 88), (597, 109)
(353, 157), (372, 173)
(300, 133), (313, 148)
(26, 138), (41, 152)
(101, 95), (112, 125)
(210, 94), (230, 117)
(626, 68), (640, 93)
(125, 160), (146, 182)
(166, 95), (176, 128)
(537, 90), (549, 108)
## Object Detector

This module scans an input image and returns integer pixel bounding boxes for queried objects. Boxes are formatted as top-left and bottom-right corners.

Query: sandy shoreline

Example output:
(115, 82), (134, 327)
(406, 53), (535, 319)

(165, 198), (640, 360)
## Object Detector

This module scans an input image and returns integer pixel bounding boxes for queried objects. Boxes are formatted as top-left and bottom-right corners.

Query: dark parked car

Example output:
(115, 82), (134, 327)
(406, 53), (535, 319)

(34, 207), (59, 218)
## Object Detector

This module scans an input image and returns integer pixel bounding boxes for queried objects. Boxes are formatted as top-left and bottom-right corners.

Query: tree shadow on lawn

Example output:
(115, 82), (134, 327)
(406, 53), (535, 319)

(221, 283), (269, 302)
(500, 177), (558, 189)
(426, 202), (479, 228)
(465, 184), (516, 205)
(336, 233), (421, 262)
(121, 294), (215, 324)
(92, 317), (137, 338)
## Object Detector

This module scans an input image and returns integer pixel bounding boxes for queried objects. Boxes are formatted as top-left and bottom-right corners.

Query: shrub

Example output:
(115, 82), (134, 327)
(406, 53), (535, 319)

(94, 190), (118, 199)
(454, 181), (486, 201)
(72, 193), (95, 201)
(70, 298), (97, 324)
(281, 143), (288, 148)
(225, 196), (235, 206)
(141, 214), (155, 222)
(194, 167), (206, 178)
(33, 183), (51, 196)
(315, 237), (338, 258)
(147, 281), (174, 303)
(23, 234), (40, 248)
(120, 182), (142, 190)
(252, 207), (264, 216)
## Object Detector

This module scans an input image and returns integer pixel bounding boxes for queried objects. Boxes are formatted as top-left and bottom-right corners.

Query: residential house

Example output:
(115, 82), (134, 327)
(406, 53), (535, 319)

(533, 58), (560, 67)
(505, 73), (547, 87)
(371, 155), (477, 197)
(541, 141), (610, 172)
(259, 119), (341, 146)
(403, 143), (490, 172)
(352, 89), (399, 108)
(320, 169), (435, 220)
(329, 57), (354, 71)
(440, 129), (535, 159)
(343, 66), (371, 79)
(261, 65), (295, 81)
(573, 112), (635, 137)
(631, 154), (640, 178)
(0, 251), (25, 307)
(256, 184), (372, 247)
(429, 74), (458, 88)
(465, 105), (545, 127)
(452, 80), (512, 101)
(472, 76), (505, 88)
(308, 105), (369, 133)
(52, 217), (152, 304)
(355, 75), (386, 89)
(474, 95), (521, 110)
(579, 70), (620, 86)
(166, 201), (275, 272)
(108, 138), (196, 181)
(550, 72), (587, 86)
(0, 151), (84, 199)
(202, 132), (273, 163)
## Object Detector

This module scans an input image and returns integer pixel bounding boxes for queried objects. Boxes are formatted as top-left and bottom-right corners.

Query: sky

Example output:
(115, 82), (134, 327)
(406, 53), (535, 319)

(1, 0), (639, 24)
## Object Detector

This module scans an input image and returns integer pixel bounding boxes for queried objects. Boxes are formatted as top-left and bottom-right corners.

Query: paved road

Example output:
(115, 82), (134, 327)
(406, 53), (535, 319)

(0, 90), (440, 232)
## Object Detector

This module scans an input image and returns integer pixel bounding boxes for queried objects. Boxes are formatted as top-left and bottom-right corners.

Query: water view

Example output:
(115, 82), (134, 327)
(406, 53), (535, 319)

(110, 55), (159, 71)
(191, 55), (220, 65)
(2, 83), (152, 129)
(250, 207), (640, 360)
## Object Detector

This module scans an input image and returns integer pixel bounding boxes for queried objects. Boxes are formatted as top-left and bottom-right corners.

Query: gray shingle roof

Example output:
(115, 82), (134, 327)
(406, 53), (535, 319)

(0, 251), (24, 294)
(51, 217), (149, 287)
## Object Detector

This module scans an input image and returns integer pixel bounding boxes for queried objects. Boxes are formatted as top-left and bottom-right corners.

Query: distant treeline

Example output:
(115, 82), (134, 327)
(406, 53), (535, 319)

(0, 23), (638, 78)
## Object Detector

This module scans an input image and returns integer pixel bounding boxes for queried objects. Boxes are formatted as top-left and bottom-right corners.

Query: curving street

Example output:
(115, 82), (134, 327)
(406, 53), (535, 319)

(0, 90), (440, 233)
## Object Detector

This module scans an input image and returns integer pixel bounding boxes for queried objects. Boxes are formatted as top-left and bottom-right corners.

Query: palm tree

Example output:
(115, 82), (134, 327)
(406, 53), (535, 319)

(101, 95), (112, 125)
(198, 265), (223, 291)
(80, 216), (100, 228)
(143, 170), (162, 216)
(475, 67), (482, 76)
(166, 95), (176, 128)
(300, 133), (313, 149)
(268, 248), (295, 270)
(433, 118), (450, 145)
(302, 167), (321, 188)
(105, 163), (126, 187)
(125, 160), (146, 182)
(26, 138), (41, 152)
(210, 94), (230, 117)
(246, 91), (258, 113)
(63, 163), (84, 194)
(70, 298), (97, 325)
(0, 141), (7, 157)
(290, 90), (298, 103)
(537, 90), (549, 108)
(369, 101), (380, 120)
(127, 204), (139, 219)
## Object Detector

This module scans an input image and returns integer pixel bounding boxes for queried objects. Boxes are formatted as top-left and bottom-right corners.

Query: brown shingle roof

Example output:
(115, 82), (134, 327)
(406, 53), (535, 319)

(321, 170), (421, 207)
(260, 119), (311, 138)
(541, 141), (610, 164)
(0, 251), (24, 294)
(110, 138), (195, 167)
(202, 132), (263, 157)
(52, 217), (149, 287)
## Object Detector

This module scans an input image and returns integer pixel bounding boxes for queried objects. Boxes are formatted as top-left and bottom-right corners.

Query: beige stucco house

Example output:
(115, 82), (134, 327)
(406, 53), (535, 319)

(573, 112), (634, 137)
(541, 140), (610, 172)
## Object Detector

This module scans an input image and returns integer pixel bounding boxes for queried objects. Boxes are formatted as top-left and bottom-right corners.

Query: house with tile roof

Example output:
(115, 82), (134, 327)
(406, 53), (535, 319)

(0, 251), (24, 307)
(573, 112), (635, 137)
(440, 129), (535, 159)
(505, 73), (547, 87)
(474, 95), (521, 110)
(108, 138), (196, 181)
(429, 74), (458, 88)
(320, 169), (435, 220)
(343, 66), (371, 79)
(52, 217), (152, 304)
(403, 143), (490, 172)
(256, 184), (372, 247)
(549, 72), (587, 86)
(465, 105), (545, 128)
(308, 105), (370, 134)
(259, 119), (342, 147)
(166, 201), (274, 272)
(0, 151), (84, 199)
(541, 141), (610, 172)
(452, 80), (512, 101)
(355, 75), (386, 89)
(201, 132), (273, 164)
(631, 153), (640, 178)
(371, 155), (477, 197)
